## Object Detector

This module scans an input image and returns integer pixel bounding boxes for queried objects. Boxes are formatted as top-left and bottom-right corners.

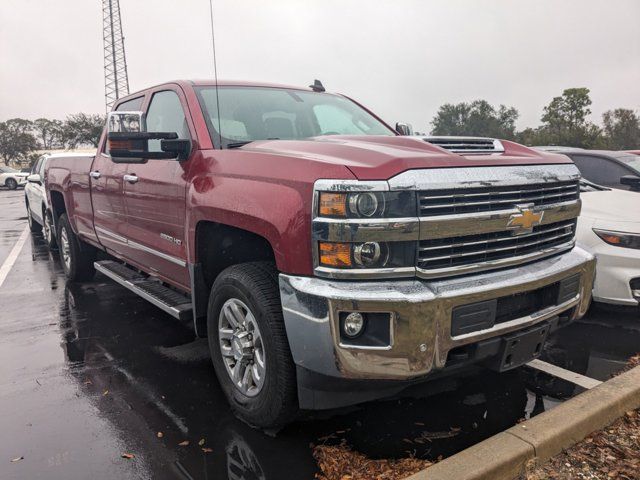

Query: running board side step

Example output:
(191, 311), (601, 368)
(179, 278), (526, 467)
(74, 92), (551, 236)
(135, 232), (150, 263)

(94, 260), (193, 321)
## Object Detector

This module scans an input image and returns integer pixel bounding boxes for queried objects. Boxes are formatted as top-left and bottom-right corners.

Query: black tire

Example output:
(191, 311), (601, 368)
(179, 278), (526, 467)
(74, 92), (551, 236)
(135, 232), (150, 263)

(43, 208), (57, 249)
(56, 213), (96, 281)
(27, 203), (42, 233)
(207, 262), (298, 429)
(6, 178), (18, 190)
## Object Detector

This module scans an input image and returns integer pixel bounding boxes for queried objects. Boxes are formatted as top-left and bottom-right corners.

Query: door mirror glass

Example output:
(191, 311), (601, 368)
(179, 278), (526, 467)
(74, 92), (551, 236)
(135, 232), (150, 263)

(395, 122), (414, 136)
(27, 174), (41, 184)
(620, 175), (640, 191)
(106, 111), (191, 162)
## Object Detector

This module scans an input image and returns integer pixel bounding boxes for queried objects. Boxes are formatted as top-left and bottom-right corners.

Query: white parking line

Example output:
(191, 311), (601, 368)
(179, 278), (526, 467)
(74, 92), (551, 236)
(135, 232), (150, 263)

(527, 358), (603, 389)
(0, 226), (29, 289)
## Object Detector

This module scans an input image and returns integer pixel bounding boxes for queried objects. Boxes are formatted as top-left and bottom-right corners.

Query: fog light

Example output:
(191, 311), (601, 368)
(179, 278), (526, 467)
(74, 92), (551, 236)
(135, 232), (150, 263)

(342, 312), (365, 338)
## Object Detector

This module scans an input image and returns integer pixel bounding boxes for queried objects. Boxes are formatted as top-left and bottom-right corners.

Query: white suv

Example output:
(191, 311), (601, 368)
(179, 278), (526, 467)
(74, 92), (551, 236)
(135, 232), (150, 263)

(0, 166), (28, 190)
(24, 154), (56, 247)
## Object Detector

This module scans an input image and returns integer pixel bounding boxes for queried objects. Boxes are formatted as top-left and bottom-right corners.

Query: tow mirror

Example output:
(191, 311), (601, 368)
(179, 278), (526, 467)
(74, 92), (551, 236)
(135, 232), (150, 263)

(395, 122), (414, 136)
(106, 111), (191, 162)
(620, 175), (640, 192)
(27, 174), (41, 184)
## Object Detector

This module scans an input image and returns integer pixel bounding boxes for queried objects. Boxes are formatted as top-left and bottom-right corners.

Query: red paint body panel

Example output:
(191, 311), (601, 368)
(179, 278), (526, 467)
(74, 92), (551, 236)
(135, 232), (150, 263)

(45, 80), (576, 292)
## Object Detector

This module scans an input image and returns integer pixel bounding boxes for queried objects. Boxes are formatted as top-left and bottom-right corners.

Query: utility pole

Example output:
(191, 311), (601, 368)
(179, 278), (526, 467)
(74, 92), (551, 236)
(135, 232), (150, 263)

(102, 0), (129, 112)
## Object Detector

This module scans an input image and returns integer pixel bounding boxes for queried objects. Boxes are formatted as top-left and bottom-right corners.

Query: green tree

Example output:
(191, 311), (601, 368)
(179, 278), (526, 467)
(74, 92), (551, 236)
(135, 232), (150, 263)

(539, 88), (604, 148)
(430, 100), (519, 139)
(602, 108), (640, 150)
(0, 118), (38, 166)
(63, 113), (106, 148)
(33, 118), (64, 149)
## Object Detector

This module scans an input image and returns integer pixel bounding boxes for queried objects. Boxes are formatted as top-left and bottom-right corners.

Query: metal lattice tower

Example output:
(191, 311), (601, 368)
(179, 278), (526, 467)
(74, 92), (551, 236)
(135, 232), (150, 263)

(102, 0), (129, 112)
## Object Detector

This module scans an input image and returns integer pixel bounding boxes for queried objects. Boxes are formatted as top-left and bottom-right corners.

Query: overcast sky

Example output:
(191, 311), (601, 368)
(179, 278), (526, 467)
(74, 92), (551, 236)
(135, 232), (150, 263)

(1, 0), (638, 132)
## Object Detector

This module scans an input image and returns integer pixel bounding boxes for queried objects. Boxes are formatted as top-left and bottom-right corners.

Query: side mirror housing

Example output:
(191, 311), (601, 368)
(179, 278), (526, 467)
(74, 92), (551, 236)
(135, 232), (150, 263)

(395, 122), (414, 136)
(106, 111), (191, 162)
(620, 175), (640, 191)
(27, 174), (41, 184)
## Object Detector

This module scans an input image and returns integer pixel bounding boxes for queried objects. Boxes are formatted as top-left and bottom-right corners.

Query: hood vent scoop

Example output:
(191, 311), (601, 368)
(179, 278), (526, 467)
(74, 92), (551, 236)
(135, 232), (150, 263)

(422, 136), (505, 154)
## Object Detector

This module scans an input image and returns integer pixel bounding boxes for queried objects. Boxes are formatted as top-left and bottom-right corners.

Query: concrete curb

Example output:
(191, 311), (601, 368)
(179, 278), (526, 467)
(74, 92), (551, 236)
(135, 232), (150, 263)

(406, 364), (640, 480)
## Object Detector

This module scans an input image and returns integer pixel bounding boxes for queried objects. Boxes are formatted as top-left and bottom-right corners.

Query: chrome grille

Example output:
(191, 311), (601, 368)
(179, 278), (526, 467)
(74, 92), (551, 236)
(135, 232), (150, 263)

(418, 219), (576, 272)
(419, 180), (580, 217)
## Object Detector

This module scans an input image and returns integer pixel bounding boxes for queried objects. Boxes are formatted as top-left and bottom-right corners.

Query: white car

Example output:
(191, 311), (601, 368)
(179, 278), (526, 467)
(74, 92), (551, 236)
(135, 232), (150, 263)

(25, 154), (57, 247)
(577, 180), (640, 307)
(0, 165), (29, 189)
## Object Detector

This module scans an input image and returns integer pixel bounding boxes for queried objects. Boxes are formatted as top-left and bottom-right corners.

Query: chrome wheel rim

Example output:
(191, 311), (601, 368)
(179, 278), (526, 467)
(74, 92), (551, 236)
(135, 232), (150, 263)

(44, 214), (52, 244)
(60, 227), (71, 271)
(218, 298), (266, 397)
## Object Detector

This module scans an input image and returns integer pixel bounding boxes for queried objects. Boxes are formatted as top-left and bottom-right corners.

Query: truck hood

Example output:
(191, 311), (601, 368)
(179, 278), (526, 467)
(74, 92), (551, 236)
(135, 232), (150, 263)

(241, 135), (574, 180)
(580, 189), (640, 233)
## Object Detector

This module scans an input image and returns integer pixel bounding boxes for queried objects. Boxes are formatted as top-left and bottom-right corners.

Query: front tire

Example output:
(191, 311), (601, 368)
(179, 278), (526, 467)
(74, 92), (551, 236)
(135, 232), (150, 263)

(27, 204), (42, 233)
(57, 213), (96, 281)
(207, 262), (298, 429)
(43, 209), (57, 249)
(6, 178), (18, 190)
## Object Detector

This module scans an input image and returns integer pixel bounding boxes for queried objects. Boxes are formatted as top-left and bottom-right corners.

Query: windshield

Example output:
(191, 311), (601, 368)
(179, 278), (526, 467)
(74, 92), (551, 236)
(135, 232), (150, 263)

(615, 153), (640, 174)
(195, 86), (394, 148)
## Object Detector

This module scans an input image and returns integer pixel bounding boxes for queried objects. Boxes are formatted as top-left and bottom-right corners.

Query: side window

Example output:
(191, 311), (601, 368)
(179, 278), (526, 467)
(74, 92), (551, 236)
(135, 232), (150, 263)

(38, 158), (47, 177)
(572, 155), (628, 187)
(32, 158), (43, 175)
(145, 90), (190, 152)
(115, 96), (144, 111)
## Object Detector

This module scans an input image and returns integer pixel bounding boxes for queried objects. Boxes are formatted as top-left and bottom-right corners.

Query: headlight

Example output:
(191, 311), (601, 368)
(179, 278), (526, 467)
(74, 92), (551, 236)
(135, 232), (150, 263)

(318, 191), (416, 218)
(593, 229), (640, 250)
(318, 241), (415, 269)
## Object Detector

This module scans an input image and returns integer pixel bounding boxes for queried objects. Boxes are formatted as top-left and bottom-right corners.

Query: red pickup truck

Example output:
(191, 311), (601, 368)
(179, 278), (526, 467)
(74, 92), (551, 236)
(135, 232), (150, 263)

(45, 80), (595, 429)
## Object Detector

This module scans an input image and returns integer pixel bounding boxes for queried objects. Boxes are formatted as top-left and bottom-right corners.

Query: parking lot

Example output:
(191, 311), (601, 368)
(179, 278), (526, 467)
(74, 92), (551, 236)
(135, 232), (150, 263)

(1, 188), (639, 480)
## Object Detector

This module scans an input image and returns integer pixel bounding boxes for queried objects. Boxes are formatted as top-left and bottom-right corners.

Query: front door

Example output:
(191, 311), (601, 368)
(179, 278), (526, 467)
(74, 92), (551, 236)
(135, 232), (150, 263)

(91, 96), (145, 253)
(121, 88), (193, 289)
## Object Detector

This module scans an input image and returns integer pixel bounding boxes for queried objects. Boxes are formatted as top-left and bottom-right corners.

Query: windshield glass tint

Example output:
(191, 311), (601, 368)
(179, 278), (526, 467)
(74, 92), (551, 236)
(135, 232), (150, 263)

(195, 86), (393, 148)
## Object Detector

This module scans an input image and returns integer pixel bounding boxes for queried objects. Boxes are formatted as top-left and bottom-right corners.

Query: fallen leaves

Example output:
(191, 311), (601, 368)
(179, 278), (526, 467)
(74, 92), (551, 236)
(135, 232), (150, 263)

(121, 453), (134, 460)
(157, 432), (163, 438)
(10, 456), (24, 463)
(198, 438), (205, 446)
(201, 448), (213, 453)
(313, 442), (432, 480)
(178, 440), (189, 446)
(102, 390), (109, 396)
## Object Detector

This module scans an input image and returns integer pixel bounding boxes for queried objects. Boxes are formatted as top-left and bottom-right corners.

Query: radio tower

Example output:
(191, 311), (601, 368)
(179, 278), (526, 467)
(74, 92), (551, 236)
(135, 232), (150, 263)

(102, 0), (129, 112)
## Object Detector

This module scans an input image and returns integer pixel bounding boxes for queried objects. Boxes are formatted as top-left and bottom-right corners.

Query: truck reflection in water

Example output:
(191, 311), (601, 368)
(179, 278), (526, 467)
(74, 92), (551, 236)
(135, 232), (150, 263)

(55, 275), (639, 480)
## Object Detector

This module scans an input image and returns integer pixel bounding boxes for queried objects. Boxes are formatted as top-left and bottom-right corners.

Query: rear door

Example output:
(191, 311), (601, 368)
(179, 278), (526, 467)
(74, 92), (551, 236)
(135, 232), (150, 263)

(91, 96), (145, 253)
(121, 88), (194, 289)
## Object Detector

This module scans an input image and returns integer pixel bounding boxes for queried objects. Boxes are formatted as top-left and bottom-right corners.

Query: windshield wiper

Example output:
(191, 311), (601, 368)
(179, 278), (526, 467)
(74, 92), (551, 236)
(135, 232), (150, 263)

(226, 141), (254, 149)
(227, 138), (282, 149)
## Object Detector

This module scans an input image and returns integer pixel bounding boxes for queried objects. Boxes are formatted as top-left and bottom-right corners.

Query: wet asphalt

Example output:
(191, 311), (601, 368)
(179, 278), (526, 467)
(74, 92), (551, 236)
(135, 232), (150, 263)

(0, 188), (638, 480)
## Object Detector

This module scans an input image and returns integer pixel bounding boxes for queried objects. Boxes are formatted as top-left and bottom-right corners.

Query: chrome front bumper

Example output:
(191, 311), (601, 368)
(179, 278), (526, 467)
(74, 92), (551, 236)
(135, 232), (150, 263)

(279, 246), (595, 381)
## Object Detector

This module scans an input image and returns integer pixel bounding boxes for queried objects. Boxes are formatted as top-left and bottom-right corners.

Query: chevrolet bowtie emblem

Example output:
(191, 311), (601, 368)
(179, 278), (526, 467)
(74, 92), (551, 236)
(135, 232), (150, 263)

(507, 204), (544, 235)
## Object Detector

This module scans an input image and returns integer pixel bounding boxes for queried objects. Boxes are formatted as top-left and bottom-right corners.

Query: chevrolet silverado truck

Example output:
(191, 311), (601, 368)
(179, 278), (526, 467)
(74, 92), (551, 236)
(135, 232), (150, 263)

(45, 81), (595, 429)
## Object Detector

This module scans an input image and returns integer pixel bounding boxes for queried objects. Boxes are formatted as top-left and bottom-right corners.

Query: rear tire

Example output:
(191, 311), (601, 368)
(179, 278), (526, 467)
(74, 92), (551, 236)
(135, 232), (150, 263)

(57, 213), (96, 281)
(27, 204), (42, 233)
(207, 262), (298, 429)
(6, 178), (18, 190)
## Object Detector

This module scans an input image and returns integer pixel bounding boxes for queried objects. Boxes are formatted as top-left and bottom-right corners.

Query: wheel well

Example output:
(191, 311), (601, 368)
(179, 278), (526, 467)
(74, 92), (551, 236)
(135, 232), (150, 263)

(196, 222), (276, 289)
(49, 191), (66, 221)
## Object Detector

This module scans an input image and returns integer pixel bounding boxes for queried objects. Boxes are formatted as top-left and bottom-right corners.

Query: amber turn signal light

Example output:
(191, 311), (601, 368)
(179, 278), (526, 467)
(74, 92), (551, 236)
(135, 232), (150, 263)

(319, 242), (352, 267)
(319, 193), (347, 217)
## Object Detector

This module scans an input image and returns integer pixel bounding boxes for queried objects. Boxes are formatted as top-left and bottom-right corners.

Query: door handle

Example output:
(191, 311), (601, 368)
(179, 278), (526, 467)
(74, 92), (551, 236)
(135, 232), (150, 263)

(123, 174), (139, 184)
(89, 171), (101, 179)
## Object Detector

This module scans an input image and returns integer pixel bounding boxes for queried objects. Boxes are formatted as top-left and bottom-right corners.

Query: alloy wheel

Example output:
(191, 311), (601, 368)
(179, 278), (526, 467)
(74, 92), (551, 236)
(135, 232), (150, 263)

(60, 227), (71, 271)
(218, 298), (266, 397)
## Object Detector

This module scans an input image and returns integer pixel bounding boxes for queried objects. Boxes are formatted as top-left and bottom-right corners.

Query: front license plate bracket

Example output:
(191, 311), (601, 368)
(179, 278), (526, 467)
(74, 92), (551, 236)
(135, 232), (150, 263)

(487, 320), (552, 372)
